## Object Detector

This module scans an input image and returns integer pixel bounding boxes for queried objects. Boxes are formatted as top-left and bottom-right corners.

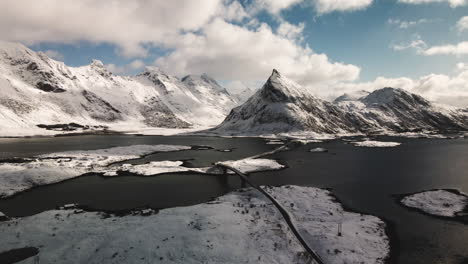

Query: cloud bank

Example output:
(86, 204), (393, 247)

(0, 0), (362, 86)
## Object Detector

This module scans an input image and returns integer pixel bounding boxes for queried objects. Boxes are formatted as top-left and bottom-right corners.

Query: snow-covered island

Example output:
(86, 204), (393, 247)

(400, 189), (468, 219)
(0, 186), (390, 264)
(352, 140), (401, 148)
(309, 147), (328, 153)
(0, 144), (287, 197)
(217, 158), (285, 174)
(0, 144), (191, 197)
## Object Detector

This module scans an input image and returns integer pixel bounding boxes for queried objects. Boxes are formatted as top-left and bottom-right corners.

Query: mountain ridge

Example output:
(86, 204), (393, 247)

(0, 41), (238, 136)
(211, 69), (468, 135)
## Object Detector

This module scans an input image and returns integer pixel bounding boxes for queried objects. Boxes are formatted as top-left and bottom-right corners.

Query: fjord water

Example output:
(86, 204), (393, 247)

(0, 135), (467, 264)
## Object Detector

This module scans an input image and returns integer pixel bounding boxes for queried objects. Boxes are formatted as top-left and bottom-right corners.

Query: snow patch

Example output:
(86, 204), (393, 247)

(309, 147), (328, 153)
(218, 158), (285, 174)
(352, 140), (401, 148)
(401, 189), (468, 217)
(103, 161), (209, 176)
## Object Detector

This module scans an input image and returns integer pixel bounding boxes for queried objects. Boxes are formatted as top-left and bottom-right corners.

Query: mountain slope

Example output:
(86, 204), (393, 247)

(211, 70), (468, 135)
(354, 88), (467, 132)
(0, 41), (237, 135)
(212, 70), (370, 134)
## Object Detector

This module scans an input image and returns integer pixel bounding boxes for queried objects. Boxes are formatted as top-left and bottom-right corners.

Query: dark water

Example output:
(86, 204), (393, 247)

(0, 135), (467, 264)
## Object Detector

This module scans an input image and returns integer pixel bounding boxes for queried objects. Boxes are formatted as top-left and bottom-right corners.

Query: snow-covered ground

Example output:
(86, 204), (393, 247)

(102, 161), (210, 176)
(0, 186), (390, 264)
(401, 189), (468, 217)
(217, 158), (285, 174)
(0, 145), (191, 197)
(352, 140), (401, 148)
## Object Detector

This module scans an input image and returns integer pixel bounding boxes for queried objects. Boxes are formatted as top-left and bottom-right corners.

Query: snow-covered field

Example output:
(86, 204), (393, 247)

(0, 145), (191, 197)
(352, 140), (401, 148)
(0, 186), (390, 264)
(400, 189), (468, 217)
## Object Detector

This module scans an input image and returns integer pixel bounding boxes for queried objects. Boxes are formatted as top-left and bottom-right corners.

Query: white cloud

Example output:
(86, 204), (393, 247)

(456, 16), (468, 32)
(155, 19), (360, 86)
(222, 0), (249, 22)
(388, 18), (433, 29)
(42, 50), (64, 60)
(392, 39), (428, 52)
(0, 0), (224, 57)
(423, 41), (468, 55)
(327, 67), (468, 107)
(252, 0), (303, 14)
(313, 0), (373, 14)
(392, 34), (428, 52)
(393, 35), (468, 56)
(456, 62), (468, 71)
(105, 59), (145, 74)
(251, 0), (373, 15)
(277, 22), (305, 40)
(398, 0), (467, 8)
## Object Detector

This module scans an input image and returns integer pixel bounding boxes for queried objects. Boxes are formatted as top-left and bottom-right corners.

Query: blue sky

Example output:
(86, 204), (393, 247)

(282, 0), (468, 80)
(2, 0), (468, 105)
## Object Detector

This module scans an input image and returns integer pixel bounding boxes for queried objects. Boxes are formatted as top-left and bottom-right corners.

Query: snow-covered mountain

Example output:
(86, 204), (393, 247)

(232, 86), (256, 104)
(1, 41), (466, 137)
(211, 69), (468, 135)
(0, 41), (238, 136)
(334, 90), (370, 103)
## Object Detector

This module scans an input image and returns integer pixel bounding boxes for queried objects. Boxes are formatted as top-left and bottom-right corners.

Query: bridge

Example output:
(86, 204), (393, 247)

(216, 163), (325, 264)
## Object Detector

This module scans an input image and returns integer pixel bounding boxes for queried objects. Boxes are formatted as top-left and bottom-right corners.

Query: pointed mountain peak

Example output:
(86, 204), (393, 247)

(90, 59), (105, 68)
(181, 73), (226, 93)
(271, 69), (281, 78)
(259, 69), (313, 102)
(139, 66), (173, 79)
(89, 59), (112, 78)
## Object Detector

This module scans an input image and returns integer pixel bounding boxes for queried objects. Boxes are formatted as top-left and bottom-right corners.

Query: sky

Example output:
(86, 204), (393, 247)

(1, 0), (468, 106)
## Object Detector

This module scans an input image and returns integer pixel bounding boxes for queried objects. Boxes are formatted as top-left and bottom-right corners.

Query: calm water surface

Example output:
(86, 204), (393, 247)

(0, 135), (467, 264)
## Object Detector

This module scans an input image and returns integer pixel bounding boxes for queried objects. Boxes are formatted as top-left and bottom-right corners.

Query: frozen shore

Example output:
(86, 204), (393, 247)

(0, 185), (390, 264)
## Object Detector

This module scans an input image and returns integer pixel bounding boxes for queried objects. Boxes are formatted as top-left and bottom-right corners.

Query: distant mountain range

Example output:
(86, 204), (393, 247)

(211, 69), (468, 135)
(0, 41), (241, 135)
(0, 41), (467, 137)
